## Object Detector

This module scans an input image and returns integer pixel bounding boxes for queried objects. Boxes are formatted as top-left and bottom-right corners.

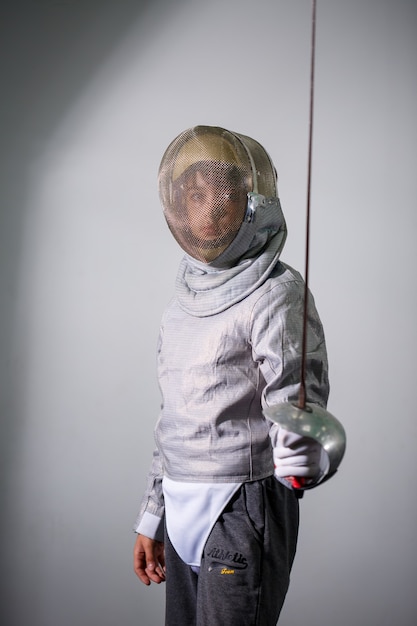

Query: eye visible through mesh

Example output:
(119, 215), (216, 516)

(159, 126), (277, 263)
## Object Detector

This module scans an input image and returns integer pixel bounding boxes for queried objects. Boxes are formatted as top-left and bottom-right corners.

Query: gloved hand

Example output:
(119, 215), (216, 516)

(273, 427), (329, 488)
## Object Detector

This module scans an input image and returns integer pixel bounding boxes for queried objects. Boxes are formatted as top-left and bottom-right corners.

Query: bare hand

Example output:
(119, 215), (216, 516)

(133, 534), (166, 586)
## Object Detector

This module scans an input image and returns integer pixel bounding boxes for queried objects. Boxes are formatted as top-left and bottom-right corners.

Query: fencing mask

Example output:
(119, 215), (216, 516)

(158, 125), (278, 264)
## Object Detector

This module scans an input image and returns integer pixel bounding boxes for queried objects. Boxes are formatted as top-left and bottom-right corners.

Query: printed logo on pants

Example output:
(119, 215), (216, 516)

(206, 546), (248, 572)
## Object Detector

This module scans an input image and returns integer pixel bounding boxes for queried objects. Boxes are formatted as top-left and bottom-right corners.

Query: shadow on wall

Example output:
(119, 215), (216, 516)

(0, 0), (182, 567)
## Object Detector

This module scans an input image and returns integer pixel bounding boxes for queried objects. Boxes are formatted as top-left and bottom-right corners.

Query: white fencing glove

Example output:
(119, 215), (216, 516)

(273, 427), (329, 489)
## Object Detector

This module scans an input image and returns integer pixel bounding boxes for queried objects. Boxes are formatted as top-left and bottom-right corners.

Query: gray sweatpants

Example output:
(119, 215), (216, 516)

(165, 476), (299, 626)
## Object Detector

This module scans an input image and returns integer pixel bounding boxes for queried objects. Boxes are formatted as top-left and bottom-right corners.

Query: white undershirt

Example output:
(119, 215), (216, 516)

(136, 478), (241, 574)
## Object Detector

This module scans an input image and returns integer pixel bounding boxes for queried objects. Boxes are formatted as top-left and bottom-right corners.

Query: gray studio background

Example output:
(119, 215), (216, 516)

(1, 0), (416, 624)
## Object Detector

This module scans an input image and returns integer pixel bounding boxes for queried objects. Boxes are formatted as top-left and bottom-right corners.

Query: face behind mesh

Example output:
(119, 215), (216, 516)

(166, 161), (250, 262)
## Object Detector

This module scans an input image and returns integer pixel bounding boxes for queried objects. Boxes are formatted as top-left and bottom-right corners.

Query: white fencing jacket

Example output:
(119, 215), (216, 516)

(134, 197), (329, 559)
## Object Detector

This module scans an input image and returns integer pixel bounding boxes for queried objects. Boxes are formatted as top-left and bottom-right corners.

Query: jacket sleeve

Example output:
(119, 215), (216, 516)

(132, 445), (165, 538)
(250, 274), (329, 412)
(132, 327), (165, 537)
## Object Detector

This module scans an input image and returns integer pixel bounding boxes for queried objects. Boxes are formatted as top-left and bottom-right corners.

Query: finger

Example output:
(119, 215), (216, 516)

(134, 549), (151, 586)
(275, 452), (319, 467)
(276, 442), (321, 459)
(278, 429), (320, 451)
(145, 550), (165, 584)
(151, 563), (166, 581)
(156, 555), (166, 579)
(274, 458), (321, 478)
(150, 548), (166, 581)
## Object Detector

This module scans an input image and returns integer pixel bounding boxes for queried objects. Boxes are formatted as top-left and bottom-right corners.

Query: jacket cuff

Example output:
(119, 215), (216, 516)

(134, 511), (165, 542)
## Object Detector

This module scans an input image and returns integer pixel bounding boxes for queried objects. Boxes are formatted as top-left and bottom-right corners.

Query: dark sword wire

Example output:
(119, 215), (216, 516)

(298, 0), (316, 410)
